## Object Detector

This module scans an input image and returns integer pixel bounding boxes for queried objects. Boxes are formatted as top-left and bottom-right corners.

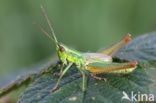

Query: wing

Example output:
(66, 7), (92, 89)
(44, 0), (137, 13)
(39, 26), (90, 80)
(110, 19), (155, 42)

(83, 61), (137, 74)
(82, 53), (112, 64)
(99, 34), (131, 56)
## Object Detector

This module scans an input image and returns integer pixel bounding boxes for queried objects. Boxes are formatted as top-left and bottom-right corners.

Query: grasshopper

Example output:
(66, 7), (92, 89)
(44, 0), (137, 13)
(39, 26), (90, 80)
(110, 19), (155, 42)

(33, 6), (137, 93)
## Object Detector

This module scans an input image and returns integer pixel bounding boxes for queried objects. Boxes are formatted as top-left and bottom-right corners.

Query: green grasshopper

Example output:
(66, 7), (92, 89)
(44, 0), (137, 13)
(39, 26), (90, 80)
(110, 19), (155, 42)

(34, 6), (137, 93)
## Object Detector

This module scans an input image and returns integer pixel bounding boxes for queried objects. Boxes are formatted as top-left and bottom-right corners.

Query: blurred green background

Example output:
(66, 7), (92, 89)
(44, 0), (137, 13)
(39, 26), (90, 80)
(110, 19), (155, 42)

(1, 0), (156, 76)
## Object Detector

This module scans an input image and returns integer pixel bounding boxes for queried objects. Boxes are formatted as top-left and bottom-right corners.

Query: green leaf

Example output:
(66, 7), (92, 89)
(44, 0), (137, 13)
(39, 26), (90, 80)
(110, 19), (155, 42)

(18, 65), (152, 103)
(116, 32), (156, 64)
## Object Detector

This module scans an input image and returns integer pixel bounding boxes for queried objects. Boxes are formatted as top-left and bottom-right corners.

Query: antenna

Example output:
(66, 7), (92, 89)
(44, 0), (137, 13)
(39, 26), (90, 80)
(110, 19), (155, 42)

(33, 23), (56, 43)
(40, 5), (58, 43)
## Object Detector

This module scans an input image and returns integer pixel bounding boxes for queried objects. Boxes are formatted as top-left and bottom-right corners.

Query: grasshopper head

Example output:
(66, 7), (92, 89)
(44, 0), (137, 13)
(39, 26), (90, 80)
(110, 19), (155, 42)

(56, 44), (67, 63)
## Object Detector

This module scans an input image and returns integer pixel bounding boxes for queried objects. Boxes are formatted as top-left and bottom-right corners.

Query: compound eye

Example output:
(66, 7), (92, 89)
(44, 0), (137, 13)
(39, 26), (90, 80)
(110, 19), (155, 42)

(60, 46), (65, 52)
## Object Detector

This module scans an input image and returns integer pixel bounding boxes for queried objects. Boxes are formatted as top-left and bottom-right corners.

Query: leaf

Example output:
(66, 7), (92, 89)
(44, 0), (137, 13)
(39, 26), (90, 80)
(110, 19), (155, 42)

(116, 32), (156, 64)
(18, 65), (152, 103)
